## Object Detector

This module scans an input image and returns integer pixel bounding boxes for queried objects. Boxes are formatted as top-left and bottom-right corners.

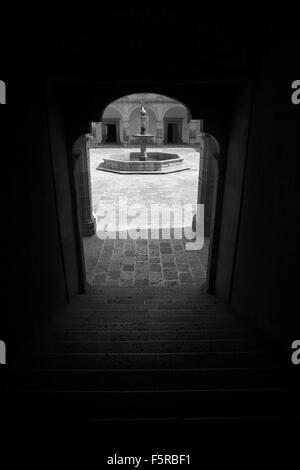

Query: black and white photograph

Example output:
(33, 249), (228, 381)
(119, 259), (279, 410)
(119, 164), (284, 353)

(1, 6), (299, 467)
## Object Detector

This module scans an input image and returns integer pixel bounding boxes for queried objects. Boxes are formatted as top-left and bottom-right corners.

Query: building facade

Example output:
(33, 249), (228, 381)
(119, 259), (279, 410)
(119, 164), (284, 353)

(91, 93), (203, 146)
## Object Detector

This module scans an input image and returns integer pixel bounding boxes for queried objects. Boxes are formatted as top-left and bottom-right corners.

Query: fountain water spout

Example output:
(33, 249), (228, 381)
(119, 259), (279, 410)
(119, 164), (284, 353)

(140, 106), (147, 135)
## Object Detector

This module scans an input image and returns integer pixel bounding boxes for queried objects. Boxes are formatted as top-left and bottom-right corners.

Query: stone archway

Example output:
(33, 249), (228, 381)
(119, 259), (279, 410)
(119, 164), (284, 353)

(73, 95), (221, 292)
(102, 105), (122, 143)
(74, 128), (221, 290)
(163, 105), (190, 144)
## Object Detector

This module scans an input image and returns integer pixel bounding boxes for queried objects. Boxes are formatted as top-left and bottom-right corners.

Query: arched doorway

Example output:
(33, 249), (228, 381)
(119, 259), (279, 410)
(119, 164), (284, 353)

(163, 105), (190, 144)
(102, 105), (122, 143)
(72, 93), (220, 292)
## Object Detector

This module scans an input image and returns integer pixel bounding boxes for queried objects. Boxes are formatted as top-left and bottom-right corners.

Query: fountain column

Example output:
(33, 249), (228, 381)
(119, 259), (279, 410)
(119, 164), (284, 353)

(131, 106), (155, 161)
(139, 106), (147, 160)
(122, 119), (130, 144)
(140, 139), (147, 159)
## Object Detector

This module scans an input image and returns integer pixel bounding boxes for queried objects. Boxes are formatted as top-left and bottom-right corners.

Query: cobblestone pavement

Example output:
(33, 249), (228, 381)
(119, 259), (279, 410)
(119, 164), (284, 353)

(83, 233), (209, 288)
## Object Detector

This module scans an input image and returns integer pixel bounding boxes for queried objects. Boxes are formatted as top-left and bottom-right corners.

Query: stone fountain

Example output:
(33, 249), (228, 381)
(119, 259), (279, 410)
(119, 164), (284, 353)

(131, 106), (155, 160)
(97, 106), (190, 174)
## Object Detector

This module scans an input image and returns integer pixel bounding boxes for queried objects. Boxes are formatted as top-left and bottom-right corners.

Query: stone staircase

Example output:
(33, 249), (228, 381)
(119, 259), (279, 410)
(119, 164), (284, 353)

(13, 287), (300, 422)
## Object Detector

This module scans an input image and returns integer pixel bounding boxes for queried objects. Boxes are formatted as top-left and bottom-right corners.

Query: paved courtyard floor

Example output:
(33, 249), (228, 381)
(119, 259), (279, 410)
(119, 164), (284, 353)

(84, 146), (208, 289)
(89, 147), (200, 231)
(84, 234), (209, 289)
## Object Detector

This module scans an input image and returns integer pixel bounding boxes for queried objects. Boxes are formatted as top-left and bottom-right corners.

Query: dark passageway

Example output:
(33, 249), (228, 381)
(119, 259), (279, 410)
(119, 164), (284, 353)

(2, 10), (299, 431)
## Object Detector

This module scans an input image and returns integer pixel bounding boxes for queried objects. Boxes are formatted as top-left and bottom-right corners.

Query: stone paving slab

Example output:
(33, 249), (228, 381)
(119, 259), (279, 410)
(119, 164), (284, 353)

(83, 233), (209, 289)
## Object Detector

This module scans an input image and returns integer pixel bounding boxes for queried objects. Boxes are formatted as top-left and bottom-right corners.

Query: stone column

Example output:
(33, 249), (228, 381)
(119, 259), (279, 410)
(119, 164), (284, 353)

(0, 80), (6, 104)
(122, 119), (130, 145)
(90, 122), (97, 144)
(189, 120), (201, 144)
(156, 120), (164, 145)
(72, 134), (96, 237)
(95, 122), (102, 144)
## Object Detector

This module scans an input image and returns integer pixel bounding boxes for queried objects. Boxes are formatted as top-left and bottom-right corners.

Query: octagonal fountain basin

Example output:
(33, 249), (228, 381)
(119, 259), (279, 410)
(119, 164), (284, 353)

(97, 152), (190, 174)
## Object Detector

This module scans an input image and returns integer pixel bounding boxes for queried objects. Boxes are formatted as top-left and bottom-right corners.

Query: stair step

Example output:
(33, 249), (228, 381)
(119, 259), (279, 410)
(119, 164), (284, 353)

(24, 338), (266, 354)
(70, 300), (227, 308)
(20, 350), (279, 369)
(54, 311), (235, 320)
(29, 328), (255, 341)
(15, 288), (297, 422)
(15, 389), (300, 420)
(64, 303), (231, 311)
(60, 311), (233, 320)
(47, 320), (242, 332)
(51, 318), (239, 329)
(15, 367), (299, 391)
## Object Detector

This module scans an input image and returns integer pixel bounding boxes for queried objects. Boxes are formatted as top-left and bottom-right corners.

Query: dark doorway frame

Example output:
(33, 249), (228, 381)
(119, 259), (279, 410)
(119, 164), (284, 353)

(101, 118), (121, 143)
(163, 117), (183, 144)
(73, 129), (221, 294)
(55, 82), (249, 299)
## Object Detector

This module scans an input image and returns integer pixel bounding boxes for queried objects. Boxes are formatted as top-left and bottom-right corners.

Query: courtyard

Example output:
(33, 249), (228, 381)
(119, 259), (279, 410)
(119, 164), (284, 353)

(90, 147), (200, 223)
(83, 146), (209, 288)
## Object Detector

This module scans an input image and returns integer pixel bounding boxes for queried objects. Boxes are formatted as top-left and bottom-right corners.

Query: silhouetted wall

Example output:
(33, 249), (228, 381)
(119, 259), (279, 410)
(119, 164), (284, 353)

(229, 27), (300, 342)
(3, 68), (81, 357)
(216, 84), (252, 300)
(46, 85), (82, 299)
